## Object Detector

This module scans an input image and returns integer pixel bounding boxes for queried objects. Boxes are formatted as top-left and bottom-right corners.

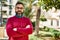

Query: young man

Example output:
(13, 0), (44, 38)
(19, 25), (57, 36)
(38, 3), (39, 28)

(6, 1), (33, 40)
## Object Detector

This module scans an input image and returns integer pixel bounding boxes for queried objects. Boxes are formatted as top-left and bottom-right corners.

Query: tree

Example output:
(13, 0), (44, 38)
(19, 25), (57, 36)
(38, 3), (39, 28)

(43, 0), (60, 11)
(33, 0), (43, 36)
(35, 7), (41, 36)
(34, 0), (60, 36)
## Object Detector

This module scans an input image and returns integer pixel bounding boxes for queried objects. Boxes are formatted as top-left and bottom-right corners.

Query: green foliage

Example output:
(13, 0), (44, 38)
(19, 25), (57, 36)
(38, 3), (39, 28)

(40, 26), (59, 32)
(19, 0), (60, 14)
(40, 14), (47, 21)
(39, 26), (60, 38)
(32, 22), (35, 27)
(37, 0), (60, 11)
(29, 34), (43, 40)
(32, 22), (35, 30)
(42, 0), (60, 11)
(40, 18), (47, 21)
(24, 7), (33, 19)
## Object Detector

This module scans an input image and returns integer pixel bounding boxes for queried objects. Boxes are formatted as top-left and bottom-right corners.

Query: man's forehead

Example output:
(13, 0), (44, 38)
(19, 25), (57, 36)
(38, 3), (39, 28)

(16, 4), (24, 7)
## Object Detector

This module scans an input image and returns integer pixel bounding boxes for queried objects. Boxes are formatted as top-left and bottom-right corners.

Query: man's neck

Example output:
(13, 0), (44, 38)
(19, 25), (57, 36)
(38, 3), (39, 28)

(15, 13), (23, 18)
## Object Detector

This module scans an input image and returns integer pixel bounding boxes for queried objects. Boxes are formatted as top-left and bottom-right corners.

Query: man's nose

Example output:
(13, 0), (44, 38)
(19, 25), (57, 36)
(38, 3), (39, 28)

(18, 9), (21, 10)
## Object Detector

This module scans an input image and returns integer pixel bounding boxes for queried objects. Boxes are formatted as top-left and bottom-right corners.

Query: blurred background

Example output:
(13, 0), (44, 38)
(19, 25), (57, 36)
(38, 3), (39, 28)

(0, 0), (60, 40)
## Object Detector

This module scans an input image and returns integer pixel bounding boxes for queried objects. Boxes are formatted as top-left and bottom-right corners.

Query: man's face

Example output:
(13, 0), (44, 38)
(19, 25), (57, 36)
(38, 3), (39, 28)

(15, 4), (24, 14)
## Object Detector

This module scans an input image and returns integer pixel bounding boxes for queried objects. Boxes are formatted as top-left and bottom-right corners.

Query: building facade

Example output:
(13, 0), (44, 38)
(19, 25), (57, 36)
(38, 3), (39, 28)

(0, 0), (17, 26)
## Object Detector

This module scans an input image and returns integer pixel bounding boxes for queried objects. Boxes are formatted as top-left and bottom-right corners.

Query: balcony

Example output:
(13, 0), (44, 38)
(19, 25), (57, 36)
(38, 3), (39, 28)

(2, 7), (9, 11)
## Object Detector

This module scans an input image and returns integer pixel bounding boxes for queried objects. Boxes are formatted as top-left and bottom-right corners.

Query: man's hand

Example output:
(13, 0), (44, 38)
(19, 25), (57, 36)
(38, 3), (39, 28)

(26, 25), (30, 28)
(13, 28), (17, 31)
(13, 25), (30, 31)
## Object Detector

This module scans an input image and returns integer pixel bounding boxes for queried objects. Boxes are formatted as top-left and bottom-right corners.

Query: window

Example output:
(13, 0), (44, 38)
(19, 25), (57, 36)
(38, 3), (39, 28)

(9, 5), (12, 15)
(51, 20), (53, 26)
(57, 20), (59, 26)
(2, 2), (8, 6)
(9, 10), (11, 15)
(9, 0), (12, 3)
(9, 5), (12, 9)
(3, 18), (7, 25)
(2, 11), (7, 15)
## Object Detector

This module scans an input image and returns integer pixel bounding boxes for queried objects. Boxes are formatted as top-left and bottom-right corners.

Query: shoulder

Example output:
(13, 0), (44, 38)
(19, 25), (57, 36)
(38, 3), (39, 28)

(7, 16), (15, 21)
(23, 16), (30, 20)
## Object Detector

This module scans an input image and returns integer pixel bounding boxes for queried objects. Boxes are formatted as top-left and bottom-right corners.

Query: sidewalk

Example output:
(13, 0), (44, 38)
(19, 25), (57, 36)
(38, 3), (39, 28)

(0, 27), (8, 40)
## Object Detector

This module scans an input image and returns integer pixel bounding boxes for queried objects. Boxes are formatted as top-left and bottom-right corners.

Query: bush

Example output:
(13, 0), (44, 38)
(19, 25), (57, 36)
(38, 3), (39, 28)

(32, 22), (35, 30)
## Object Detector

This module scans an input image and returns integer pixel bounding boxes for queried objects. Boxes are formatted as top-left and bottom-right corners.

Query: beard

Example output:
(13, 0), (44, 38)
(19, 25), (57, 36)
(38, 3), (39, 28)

(15, 11), (23, 16)
(15, 11), (23, 14)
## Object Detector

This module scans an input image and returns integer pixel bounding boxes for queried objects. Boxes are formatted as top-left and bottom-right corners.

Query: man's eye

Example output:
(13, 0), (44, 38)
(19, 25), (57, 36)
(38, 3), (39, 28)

(17, 7), (19, 9)
(16, 7), (23, 9)
(20, 8), (24, 9)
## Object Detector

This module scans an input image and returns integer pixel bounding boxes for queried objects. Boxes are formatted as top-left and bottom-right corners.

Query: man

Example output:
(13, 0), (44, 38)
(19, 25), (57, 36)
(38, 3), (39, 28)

(6, 1), (33, 40)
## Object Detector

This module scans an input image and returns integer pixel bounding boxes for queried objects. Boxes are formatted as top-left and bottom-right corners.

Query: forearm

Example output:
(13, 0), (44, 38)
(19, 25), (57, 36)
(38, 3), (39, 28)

(17, 25), (33, 35)
(6, 27), (24, 37)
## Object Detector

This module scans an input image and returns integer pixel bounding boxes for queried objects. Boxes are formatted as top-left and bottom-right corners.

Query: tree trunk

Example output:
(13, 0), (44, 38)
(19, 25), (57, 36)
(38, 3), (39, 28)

(35, 7), (41, 36)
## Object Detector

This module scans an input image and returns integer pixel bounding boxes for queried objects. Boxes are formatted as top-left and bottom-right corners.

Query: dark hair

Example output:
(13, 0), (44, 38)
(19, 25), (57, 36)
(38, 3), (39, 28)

(15, 1), (24, 6)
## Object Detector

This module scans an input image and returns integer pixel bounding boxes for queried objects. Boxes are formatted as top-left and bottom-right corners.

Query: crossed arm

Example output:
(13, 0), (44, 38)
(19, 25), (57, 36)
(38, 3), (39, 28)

(6, 18), (33, 38)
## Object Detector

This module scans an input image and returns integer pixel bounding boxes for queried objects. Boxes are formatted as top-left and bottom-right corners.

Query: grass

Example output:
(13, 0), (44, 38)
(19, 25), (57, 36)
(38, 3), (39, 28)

(29, 34), (43, 40)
